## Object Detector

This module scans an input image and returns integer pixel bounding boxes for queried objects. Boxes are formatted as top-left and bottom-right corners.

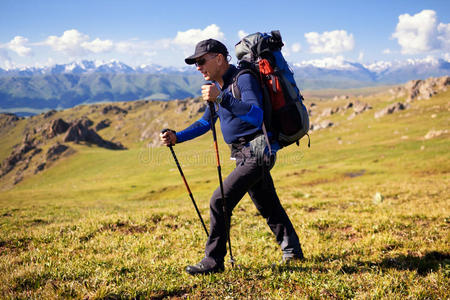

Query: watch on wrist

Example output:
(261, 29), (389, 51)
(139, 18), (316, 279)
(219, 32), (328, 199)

(216, 91), (224, 104)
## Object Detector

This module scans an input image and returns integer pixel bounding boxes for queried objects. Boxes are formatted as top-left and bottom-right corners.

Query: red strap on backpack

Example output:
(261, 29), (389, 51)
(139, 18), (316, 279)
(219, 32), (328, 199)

(258, 59), (285, 110)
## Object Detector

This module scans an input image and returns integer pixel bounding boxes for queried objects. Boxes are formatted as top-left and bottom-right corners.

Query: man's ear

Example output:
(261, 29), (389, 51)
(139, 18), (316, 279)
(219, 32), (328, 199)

(217, 53), (225, 66)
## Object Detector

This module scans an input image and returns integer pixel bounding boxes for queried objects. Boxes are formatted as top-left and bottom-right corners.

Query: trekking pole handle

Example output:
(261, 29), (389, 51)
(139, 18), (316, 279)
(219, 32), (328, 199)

(161, 128), (176, 147)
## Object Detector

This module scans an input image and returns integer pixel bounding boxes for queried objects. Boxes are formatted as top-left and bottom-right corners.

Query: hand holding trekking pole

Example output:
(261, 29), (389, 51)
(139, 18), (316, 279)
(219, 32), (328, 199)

(201, 83), (220, 102)
(160, 129), (177, 146)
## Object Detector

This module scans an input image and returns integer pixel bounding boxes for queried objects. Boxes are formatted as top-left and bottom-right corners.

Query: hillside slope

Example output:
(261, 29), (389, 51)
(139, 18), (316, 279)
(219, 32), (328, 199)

(0, 77), (448, 298)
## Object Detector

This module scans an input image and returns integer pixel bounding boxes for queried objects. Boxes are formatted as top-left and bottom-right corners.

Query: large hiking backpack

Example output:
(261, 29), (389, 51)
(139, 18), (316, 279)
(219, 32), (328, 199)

(232, 30), (310, 150)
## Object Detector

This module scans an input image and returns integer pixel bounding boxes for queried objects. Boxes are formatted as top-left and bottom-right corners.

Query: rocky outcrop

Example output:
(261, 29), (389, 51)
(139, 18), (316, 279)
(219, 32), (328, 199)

(46, 144), (69, 161)
(424, 129), (449, 140)
(102, 105), (128, 115)
(310, 120), (334, 131)
(80, 118), (94, 128)
(348, 101), (372, 120)
(47, 118), (70, 138)
(64, 120), (125, 150)
(95, 119), (111, 131)
(374, 102), (410, 119)
(0, 115), (125, 184)
(0, 113), (21, 130)
(0, 140), (37, 177)
(390, 76), (449, 102)
(43, 110), (57, 118)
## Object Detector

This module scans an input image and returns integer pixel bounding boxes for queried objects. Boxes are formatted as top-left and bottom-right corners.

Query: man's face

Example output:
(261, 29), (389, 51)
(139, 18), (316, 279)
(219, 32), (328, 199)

(195, 53), (219, 81)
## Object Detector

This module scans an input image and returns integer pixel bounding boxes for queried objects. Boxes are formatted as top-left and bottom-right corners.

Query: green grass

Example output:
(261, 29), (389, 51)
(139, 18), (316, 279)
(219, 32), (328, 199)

(0, 89), (449, 299)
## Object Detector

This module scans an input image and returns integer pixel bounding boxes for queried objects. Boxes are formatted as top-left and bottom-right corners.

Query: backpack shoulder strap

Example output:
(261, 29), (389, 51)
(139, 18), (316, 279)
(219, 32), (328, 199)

(231, 68), (259, 100)
(231, 66), (276, 156)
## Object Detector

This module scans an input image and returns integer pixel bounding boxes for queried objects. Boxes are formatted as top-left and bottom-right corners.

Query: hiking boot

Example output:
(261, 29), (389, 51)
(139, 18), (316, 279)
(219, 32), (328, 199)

(185, 257), (224, 275)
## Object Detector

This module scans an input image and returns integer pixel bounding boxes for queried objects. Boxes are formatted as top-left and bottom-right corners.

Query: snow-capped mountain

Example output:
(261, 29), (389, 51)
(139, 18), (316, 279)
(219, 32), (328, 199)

(0, 60), (197, 77)
(0, 57), (448, 115)
(291, 56), (450, 88)
(1, 57), (448, 85)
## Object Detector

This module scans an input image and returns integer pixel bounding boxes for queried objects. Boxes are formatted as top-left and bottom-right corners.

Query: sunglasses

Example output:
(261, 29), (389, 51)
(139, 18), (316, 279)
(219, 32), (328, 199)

(195, 54), (218, 67)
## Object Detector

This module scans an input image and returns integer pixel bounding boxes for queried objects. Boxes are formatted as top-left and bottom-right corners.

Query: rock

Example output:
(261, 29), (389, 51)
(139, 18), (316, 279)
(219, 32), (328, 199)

(424, 129), (448, 140)
(321, 107), (335, 117)
(102, 105), (127, 115)
(374, 102), (409, 119)
(35, 163), (46, 174)
(176, 103), (187, 113)
(310, 120), (334, 131)
(0, 113), (20, 129)
(373, 192), (384, 204)
(43, 110), (57, 118)
(344, 102), (353, 109)
(46, 144), (69, 161)
(352, 101), (372, 114)
(80, 118), (94, 128)
(95, 119), (111, 131)
(0, 140), (34, 177)
(47, 118), (70, 138)
(403, 76), (450, 102)
(64, 120), (125, 150)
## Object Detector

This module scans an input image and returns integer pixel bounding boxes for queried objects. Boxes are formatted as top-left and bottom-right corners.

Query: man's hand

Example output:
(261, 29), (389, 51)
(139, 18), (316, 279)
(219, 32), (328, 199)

(201, 84), (220, 102)
(160, 129), (176, 146)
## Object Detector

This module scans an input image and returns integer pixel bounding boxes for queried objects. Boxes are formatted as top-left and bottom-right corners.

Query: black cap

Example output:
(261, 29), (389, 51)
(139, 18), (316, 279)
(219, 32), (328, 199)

(185, 39), (228, 65)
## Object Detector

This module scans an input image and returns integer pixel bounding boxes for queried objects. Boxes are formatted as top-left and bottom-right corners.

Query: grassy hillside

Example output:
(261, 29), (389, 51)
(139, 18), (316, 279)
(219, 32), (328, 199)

(0, 86), (448, 298)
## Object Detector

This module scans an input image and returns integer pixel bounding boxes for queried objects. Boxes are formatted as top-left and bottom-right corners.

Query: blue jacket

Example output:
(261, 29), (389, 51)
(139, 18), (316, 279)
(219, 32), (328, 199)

(176, 65), (263, 144)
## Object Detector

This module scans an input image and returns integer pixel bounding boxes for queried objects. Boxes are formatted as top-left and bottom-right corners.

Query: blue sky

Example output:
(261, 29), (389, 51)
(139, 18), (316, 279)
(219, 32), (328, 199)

(0, 0), (449, 69)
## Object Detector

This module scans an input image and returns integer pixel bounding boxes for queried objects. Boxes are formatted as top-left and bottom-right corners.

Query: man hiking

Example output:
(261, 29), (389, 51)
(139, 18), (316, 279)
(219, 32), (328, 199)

(160, 39), (303, 275)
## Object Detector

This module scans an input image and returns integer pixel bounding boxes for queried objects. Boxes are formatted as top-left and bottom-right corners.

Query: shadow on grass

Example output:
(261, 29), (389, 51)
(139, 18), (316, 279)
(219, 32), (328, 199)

(249, 251), (450, 276)
(377, 251), (450, 275)
(95, 288), (189, 300)
(338, 251), (449, 276)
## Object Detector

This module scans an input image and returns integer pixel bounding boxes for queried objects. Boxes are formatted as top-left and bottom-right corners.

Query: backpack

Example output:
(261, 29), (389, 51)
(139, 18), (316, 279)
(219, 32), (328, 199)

(232, 30), (310, 152)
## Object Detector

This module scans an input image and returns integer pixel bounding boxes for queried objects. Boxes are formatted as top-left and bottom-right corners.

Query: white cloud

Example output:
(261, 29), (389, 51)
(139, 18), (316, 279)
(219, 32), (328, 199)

(445, 53), (450, 61)
(437, 22), (450, 51)
(44, 29), (114, 57)
(7, 36), (32, 56)
(304, 30), (354, 54)
(392, 9), (450, 54)
(82, 38), (114, 53)
(173, 24), (225, 46)
(383, 48), (392, 54)
(358, 51), (364, 61)
(291, 43), (302, 53)
(238, 30), (248, 39)
(45, 29), (89, 56)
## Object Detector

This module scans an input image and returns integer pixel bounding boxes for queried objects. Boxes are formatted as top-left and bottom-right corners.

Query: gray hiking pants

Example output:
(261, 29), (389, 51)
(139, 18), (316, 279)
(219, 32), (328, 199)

(204, 134), (302, 264)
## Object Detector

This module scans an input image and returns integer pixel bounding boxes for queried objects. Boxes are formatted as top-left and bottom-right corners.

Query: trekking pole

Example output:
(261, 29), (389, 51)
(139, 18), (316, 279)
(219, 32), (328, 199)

(161, 129), (209, 237)
(208, 101), (235, 267)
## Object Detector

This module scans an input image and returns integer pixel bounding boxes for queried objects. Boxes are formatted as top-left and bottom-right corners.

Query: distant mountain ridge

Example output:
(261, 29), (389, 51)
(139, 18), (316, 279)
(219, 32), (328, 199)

(0, 60), (198, 77)
(1, 58), (449, 115)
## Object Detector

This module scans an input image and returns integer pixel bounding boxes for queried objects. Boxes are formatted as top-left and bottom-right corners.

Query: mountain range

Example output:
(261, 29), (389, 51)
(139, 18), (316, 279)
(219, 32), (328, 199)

(1, 57), (449, 115)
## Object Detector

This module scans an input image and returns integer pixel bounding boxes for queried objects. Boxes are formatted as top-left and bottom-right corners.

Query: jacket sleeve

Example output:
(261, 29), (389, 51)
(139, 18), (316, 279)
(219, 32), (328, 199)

(175, 104), (217, 143)
(219, 73), (263, 128)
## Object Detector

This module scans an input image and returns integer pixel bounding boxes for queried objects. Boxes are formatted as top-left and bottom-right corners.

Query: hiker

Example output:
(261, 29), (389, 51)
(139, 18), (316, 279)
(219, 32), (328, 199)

(160, 39), (303, 275)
